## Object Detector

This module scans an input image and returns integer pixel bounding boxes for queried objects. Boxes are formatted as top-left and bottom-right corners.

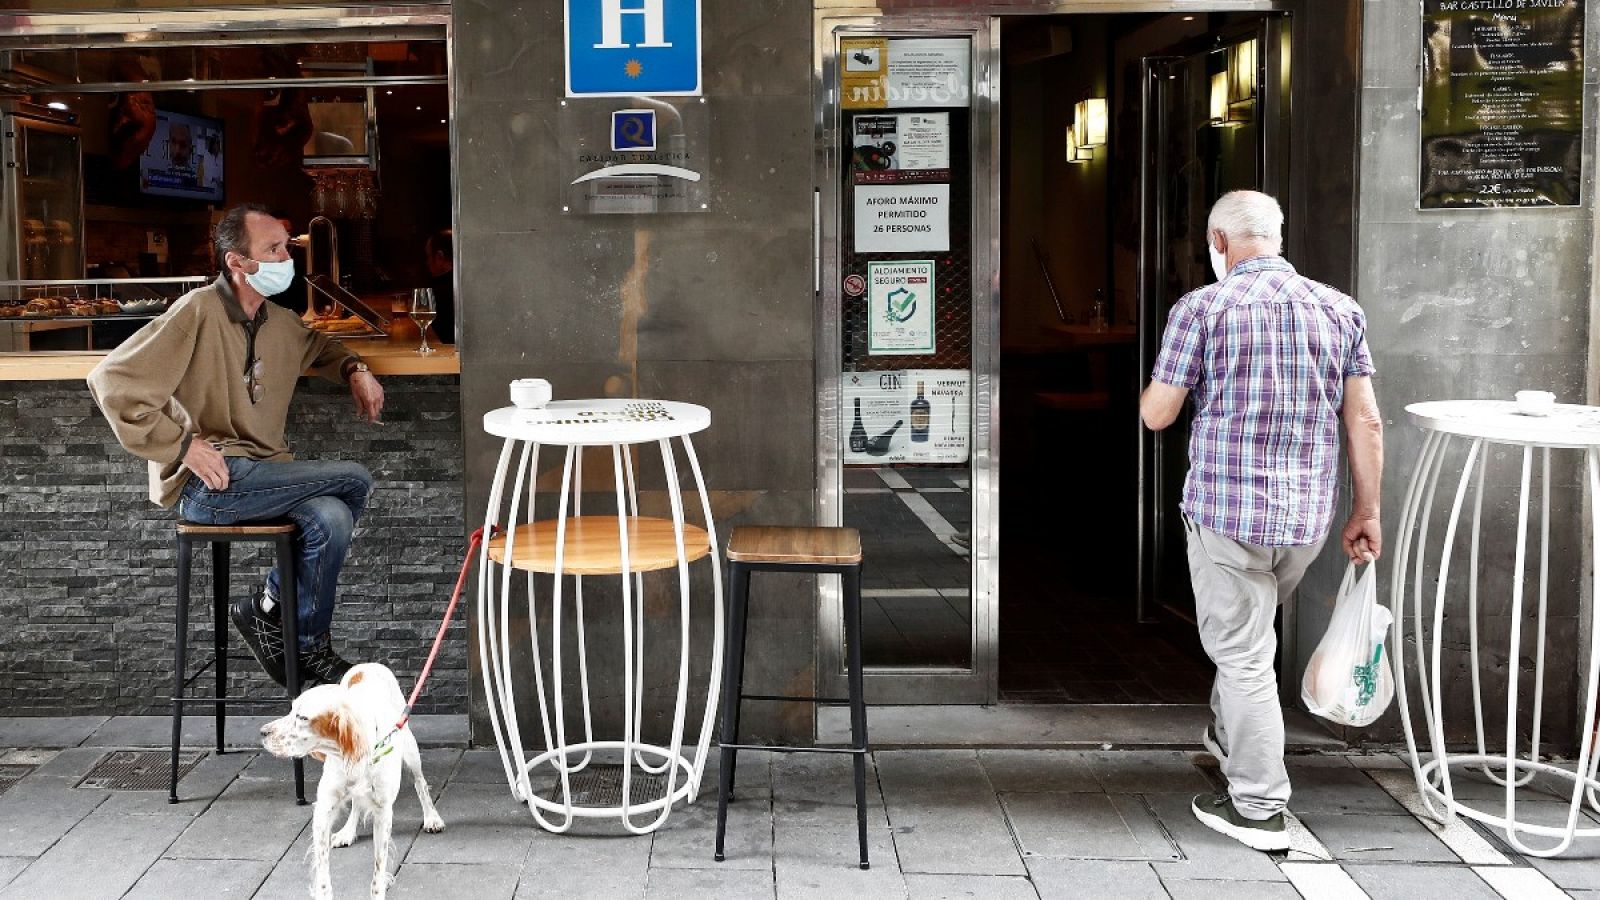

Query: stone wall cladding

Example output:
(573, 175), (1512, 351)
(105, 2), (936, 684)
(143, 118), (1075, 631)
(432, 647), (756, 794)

(0, 375), (466, 715)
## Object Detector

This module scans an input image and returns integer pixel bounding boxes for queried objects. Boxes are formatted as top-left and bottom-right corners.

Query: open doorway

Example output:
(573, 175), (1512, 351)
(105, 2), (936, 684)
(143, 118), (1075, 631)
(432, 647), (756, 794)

(998, 12), (1286, 704)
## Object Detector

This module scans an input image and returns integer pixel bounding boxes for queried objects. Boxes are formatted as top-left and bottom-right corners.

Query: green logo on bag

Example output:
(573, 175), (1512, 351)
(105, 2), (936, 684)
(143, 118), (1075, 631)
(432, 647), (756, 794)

(1351, 642), (1385, 707)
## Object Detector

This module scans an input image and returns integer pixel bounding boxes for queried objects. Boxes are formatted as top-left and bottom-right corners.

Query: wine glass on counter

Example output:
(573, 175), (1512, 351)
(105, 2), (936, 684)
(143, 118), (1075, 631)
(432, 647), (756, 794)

(411, 287), (437, 355)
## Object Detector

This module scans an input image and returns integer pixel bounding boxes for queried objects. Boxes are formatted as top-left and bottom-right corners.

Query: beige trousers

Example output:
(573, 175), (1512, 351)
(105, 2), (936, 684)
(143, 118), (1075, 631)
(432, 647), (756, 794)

(1184, 516), (1322, 820)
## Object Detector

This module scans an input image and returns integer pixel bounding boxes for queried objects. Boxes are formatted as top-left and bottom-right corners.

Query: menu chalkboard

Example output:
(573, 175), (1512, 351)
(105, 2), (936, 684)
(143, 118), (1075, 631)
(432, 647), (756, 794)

(1420, 0), (1586, 209)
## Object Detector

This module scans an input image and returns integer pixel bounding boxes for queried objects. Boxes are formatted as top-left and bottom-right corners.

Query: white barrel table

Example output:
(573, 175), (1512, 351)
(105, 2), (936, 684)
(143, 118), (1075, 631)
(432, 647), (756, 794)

(476, 399), (722, 834)
(1394, 400), (1600, 857)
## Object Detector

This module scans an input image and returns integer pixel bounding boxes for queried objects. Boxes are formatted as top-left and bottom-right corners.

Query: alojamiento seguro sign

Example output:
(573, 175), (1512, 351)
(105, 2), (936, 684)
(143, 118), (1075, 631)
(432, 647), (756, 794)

(1420, 0), (1585, 208)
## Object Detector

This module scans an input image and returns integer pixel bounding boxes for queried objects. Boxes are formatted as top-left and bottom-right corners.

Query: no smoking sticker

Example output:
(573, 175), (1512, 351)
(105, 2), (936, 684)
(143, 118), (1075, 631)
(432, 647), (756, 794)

(843, 274), (867, 297)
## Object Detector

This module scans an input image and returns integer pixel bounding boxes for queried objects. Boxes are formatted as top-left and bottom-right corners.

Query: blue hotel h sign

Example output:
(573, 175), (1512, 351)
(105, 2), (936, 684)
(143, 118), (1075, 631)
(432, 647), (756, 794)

(565, 0), (703, 97)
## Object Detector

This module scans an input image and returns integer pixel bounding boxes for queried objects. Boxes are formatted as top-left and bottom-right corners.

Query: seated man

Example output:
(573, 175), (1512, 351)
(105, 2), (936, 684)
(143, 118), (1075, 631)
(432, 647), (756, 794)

(88, 202), (386, 688)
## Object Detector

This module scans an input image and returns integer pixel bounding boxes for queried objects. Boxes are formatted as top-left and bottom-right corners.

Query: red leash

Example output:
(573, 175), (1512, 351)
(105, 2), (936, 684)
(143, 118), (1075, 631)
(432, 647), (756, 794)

(373, 524), (495, 759)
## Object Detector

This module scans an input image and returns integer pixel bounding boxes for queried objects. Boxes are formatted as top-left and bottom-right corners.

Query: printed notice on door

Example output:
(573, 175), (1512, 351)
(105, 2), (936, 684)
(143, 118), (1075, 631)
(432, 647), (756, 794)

(1420, 0), (1585, 208)
(841, 37), (971, 109)
(852, 113), (952, 185)
(868, 260), (936, 355)
(843, 369), (970, 465)
(854, 184), (951, 253)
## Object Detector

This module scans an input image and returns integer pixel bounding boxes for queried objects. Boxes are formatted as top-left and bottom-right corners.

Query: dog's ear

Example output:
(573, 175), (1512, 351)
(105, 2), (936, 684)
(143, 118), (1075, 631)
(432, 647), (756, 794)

(310, 705), (366, 760)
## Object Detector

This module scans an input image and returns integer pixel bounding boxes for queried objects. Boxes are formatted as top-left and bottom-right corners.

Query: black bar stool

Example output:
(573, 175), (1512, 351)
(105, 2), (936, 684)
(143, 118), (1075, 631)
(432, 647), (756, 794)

(171, 520), (305, 805)
(714, 525), (868, 869)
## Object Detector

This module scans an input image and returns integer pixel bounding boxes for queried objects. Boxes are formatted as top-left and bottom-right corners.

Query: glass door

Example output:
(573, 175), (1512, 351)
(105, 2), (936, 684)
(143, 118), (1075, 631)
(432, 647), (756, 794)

(8, 114), (84, 281)
(817, 16), (998, 705)
(1136, 18), (1289, 625)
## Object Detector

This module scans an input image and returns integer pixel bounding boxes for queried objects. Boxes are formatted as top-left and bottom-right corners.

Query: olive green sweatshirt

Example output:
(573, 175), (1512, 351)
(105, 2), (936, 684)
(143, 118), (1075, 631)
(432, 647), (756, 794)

(87, 275), (357, 507)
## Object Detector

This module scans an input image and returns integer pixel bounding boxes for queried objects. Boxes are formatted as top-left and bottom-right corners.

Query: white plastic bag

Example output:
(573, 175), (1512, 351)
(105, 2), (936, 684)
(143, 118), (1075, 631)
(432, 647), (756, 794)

(1301, 561), (1395, 727)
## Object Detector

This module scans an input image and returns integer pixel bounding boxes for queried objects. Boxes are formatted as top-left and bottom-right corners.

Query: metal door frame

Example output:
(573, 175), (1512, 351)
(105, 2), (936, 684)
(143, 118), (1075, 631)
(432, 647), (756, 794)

(814, 13), (1000, 705)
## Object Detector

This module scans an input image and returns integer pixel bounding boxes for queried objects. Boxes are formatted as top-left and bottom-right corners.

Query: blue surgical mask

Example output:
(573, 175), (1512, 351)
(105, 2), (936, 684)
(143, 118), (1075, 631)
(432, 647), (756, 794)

(244, 258), (295, 297)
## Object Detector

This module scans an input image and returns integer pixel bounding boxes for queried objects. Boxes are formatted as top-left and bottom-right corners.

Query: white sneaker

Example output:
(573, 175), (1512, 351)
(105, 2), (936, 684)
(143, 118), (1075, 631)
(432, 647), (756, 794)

(1191, 793), (1289, 852)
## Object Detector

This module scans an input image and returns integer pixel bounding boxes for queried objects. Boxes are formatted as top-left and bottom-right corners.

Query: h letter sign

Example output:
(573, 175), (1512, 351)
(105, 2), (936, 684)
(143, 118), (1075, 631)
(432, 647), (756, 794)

(566, 0), (702, 97)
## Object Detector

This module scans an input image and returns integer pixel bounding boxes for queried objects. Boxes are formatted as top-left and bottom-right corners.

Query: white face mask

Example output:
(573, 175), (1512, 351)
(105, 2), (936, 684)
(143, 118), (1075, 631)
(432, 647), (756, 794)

(243, 257), (295, 297)
(1208, 240), (1229, 282)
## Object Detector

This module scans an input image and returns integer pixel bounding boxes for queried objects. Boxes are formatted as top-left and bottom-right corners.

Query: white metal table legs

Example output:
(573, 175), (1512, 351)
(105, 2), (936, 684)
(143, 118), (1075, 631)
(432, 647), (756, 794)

(1392, 430), (1600, 856)
(474, 435), (723, 833)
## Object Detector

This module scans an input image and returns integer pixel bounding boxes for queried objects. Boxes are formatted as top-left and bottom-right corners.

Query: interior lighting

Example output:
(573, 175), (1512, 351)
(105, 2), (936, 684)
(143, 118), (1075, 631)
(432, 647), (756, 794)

(46, 101), (68, 111)
(1228, 39), (1257, 107)
(1209, 71), (1228, 126)
(1073, 97), (1108, 147)
(1065, 122), (1093, 164)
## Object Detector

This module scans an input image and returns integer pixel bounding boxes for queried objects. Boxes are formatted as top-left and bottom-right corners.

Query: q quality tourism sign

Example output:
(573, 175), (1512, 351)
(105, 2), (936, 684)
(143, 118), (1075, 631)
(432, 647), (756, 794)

(566, 0), (702, 97)
(868, 260), (936, 356)
(1420, 0), (1585, 208)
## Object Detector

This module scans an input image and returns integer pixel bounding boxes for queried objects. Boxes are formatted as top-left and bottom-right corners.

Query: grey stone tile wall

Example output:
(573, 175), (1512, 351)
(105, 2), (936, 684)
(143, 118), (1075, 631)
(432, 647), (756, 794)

(452, 0), (816, 745)
(1312, 0), (1600, 749)
(0, 375), (466, 715)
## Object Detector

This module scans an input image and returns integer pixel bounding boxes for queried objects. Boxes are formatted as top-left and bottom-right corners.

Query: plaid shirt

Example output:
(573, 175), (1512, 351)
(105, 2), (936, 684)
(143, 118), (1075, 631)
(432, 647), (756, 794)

(1151, 256), (1375, 547)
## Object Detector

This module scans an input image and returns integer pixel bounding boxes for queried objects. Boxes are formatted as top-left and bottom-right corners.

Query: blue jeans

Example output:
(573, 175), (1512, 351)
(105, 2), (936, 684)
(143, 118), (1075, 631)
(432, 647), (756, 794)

(178, 458), (373, 651)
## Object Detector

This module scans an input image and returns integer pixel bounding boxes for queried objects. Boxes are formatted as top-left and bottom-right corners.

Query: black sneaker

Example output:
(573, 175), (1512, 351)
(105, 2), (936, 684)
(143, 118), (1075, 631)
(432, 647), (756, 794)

(1190, 793), (1290, 852)
(296, 636), (356, 689)
(229, 595), (287, 688)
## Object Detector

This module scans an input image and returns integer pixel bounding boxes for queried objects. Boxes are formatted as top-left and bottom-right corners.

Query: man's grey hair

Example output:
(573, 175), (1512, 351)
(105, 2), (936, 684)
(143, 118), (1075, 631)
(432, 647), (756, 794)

(1207, 190), (1284, 245)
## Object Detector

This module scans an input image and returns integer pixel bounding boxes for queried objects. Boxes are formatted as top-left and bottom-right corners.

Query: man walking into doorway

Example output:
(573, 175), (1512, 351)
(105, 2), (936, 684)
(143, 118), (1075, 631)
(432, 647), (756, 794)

(1139, 190), (1384, 851)
(89, 203), (386, 689)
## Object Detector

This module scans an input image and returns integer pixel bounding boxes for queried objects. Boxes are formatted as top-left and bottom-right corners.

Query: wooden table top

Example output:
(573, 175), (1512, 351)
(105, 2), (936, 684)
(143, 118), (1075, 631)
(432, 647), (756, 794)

(1042, 323), (1137, 348)
(0, 334), (459, 381)
(487, 516), (712, 575)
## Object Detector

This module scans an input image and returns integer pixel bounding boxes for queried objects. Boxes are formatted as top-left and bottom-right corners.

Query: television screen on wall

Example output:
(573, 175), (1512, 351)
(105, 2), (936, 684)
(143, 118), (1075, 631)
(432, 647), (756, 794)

(139, 110), (224, 203)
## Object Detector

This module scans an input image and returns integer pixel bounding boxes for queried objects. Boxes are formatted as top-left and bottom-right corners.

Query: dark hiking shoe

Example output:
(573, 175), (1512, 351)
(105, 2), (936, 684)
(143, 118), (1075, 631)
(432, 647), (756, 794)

(296, 636), (356, 689)
(1202, 724), (1229, 764)
(1190, 793), (1289, 852)
(230, 595), (287, 688)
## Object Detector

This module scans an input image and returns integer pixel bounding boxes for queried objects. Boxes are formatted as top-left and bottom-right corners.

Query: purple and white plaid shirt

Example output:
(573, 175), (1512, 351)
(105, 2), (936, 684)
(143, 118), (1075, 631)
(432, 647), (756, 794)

(1151, 255), (1375, 547)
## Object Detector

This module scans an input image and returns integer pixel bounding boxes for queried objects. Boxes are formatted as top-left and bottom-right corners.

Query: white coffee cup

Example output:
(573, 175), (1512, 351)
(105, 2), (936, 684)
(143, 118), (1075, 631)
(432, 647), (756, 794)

(510, 378), (553, 409)
(1515, 390), (1556, 416)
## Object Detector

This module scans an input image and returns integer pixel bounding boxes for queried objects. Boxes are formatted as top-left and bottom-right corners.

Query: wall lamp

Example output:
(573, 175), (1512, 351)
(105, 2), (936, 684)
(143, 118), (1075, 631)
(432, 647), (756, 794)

(1210, 39), (1257, 127)
(1066, 123), (1093, 164)
(1068, 96), (1107, 164)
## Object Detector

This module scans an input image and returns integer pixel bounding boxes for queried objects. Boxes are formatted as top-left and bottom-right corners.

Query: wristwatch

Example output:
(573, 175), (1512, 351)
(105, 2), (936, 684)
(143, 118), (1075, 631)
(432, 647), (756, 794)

(351, 361), (371, 377)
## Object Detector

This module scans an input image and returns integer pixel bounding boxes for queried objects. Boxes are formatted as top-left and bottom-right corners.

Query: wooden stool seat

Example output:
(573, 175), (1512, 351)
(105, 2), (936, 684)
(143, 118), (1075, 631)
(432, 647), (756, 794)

(725, 526), (862, 565)
(716, 527), (869, 869)
(177, 520), (297, 536)
(487, 516), (711, 575)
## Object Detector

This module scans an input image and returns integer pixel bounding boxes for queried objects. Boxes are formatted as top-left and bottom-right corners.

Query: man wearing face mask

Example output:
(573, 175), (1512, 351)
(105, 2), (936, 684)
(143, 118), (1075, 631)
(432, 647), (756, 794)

(88, 203), (385, 689)
(1139, 191), (1384, 852)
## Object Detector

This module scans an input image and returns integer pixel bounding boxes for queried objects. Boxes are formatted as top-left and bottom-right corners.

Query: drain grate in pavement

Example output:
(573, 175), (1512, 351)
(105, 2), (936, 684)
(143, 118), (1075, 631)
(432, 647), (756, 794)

(0, 764), (36, 797)
(535, 764), (668, 808)
(76, 750), (206, 791)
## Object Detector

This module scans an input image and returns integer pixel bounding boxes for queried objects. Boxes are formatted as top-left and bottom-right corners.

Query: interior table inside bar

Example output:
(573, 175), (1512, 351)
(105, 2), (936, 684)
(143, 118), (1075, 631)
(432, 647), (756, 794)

(476, 396), (723, 834)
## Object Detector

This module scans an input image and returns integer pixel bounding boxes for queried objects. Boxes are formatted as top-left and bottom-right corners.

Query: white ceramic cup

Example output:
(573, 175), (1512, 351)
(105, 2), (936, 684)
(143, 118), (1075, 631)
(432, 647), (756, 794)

(510, 378), (553, 410)
(1515, 390), (1556, 416)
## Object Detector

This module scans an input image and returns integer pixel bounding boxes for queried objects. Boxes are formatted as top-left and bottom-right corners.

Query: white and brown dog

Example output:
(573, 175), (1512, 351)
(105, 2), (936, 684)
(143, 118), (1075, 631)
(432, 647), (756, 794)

(261, 663), (445, 900)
